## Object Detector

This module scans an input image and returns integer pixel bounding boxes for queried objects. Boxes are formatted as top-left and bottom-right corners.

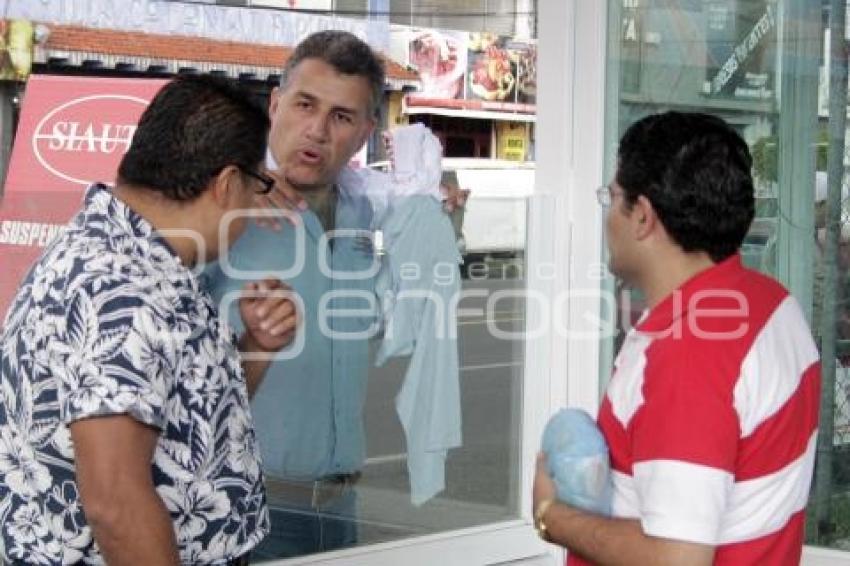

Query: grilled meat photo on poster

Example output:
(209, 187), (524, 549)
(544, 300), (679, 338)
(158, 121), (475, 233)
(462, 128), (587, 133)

(468, 33), (514, 101)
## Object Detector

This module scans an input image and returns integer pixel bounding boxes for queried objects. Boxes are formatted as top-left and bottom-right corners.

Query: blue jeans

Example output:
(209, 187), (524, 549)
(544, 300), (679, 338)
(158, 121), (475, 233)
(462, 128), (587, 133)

(251, 488), (358, 560)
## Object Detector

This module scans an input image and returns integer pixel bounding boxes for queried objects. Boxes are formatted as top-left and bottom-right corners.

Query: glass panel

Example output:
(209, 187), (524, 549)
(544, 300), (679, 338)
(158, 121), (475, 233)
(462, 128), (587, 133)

(601, 0), (850, 556)
(234, 163), (534, 560)
(0, 11), (537, 565)
(356, 163), (531, 546)
(205, 133), (534, 561)
(604, 0), (811, 399)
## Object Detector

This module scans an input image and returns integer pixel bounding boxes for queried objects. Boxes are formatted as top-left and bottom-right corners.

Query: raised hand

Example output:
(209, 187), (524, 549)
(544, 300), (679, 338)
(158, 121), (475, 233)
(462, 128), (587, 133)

(238, 278), (299, 353)
(440, 180), (470, 213)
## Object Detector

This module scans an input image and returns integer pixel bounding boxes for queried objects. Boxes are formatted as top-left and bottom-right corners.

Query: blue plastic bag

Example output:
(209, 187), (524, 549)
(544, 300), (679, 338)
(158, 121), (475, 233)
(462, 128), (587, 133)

(541, 408), (613, 516)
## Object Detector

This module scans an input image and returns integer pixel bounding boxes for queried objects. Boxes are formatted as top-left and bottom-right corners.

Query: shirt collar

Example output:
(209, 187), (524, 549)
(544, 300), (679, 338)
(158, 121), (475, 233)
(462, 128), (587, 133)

(635, 253), (745, 334)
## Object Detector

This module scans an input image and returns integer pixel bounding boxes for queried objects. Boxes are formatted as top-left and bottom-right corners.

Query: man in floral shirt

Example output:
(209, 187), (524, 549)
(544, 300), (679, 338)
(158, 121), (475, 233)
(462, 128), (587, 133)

(0, 75), (298, 564)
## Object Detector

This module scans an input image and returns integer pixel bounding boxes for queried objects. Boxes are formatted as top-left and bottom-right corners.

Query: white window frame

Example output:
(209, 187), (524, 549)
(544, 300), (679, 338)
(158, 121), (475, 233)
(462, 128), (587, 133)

(264, 1), (609, 564)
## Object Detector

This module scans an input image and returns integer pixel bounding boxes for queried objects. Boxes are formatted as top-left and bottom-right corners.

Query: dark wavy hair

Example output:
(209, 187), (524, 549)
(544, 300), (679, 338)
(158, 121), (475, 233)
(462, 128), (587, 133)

(118, 74), (270, 201)
(616, 111), (755, 262)
(281, 30), (385, 120)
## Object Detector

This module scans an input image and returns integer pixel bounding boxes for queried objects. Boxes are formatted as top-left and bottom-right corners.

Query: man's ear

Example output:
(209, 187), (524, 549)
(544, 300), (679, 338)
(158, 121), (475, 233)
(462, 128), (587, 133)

(210, 165), (240, 209)
(633, 194), (658, 240)
(268, 86), (281, 119)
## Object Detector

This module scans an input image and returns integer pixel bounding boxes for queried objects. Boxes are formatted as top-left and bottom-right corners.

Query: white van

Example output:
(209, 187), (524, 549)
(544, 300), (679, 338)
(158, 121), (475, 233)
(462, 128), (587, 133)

(369, 158), (535, 261)
(446, 158), (534, 258)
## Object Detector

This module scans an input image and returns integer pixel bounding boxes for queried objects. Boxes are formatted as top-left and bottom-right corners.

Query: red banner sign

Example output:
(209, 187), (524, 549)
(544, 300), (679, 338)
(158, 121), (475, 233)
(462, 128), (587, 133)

(6, 75), (166, 193)
(1, 75), (165, 322)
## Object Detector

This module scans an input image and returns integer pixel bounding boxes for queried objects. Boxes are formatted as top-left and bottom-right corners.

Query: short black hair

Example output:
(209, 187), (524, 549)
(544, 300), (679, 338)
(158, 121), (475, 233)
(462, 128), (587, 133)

(281, 30), (385, 119)
(616, 111), (755, 262)
(118, 74), (270, 201)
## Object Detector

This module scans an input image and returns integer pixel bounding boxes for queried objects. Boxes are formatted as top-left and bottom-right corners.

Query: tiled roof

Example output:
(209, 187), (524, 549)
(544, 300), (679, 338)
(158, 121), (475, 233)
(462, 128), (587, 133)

(38, 24), (419, 86)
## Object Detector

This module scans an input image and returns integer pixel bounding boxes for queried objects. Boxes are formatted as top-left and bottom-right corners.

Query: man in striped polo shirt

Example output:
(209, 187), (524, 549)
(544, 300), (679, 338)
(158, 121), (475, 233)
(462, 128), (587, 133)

(533, 111), (821, 565)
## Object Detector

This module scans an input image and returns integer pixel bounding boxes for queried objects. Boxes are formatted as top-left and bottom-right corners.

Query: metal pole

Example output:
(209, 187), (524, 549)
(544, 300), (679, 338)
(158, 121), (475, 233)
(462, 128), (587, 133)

(813, 0), (848, 543)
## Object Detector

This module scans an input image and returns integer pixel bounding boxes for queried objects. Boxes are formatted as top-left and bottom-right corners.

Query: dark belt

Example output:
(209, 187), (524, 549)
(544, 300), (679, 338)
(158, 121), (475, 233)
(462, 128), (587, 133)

(265, 472), (361, 509)
(226, 554), (250, 566)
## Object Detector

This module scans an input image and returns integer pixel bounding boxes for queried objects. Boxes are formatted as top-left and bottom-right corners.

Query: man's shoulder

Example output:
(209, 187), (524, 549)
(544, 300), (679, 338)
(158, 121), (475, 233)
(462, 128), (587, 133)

(39, 228), (189, 322)
(639, 261), (810, 388)
(731, 261), (789, 300)
(680, 257), (792, 335)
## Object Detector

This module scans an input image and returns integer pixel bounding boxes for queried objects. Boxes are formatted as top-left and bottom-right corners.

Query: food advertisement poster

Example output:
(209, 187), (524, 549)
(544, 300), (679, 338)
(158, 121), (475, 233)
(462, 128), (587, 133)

(467, 33), (536, 105)
(407, 28), (536, 107)
(408, 29), (468, 99)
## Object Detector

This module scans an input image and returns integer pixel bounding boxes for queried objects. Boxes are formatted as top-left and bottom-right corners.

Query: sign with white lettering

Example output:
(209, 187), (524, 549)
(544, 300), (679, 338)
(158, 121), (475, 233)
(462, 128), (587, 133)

(5, 74), (165, 192)
(704, 1), (776, 101)
(2, 0), (379, 51)
(0, 75), (164, 321)
(0, 191), (81, 321)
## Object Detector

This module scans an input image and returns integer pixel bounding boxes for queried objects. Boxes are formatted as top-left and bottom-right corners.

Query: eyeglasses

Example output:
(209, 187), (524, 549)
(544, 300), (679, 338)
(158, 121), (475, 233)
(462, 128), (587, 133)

(596, 185), (625, 207)
(596, 185), (613, 207)
(240, 167), (276, 195)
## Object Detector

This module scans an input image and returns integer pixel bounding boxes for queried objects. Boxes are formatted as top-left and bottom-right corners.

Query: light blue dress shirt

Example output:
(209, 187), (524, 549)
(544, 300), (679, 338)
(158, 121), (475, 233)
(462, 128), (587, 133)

(375, 196), (463, 505)
(204, 185), (377, 481)
(205, 170), (463, 506)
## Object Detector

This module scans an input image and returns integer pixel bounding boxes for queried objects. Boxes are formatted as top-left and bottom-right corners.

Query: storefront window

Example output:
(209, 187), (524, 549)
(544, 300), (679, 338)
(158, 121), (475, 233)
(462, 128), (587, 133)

(355, 170), (530, 548)
(0, 0), (575, 563)
(603, 0), (850, 556)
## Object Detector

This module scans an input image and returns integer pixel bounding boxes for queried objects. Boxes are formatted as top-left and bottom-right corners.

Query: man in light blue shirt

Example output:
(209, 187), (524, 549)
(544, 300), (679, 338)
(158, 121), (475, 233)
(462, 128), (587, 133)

(205, 173), (377, 558)
(205, 30), (464, 559)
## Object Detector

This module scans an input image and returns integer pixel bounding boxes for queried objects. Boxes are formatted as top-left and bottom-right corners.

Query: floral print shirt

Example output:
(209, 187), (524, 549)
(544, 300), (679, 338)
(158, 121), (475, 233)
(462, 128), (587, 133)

(0, 184), (268, 564)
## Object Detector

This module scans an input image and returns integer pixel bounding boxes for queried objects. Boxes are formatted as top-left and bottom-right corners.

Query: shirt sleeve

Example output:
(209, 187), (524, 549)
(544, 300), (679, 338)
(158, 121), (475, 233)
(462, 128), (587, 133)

(628, 340), (739, 545)
(49, 281), (183, 430)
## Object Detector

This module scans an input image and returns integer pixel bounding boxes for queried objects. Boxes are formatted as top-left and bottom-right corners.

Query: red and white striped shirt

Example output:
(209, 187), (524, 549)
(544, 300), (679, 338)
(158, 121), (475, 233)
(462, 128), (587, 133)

(569, 255), (820, 566)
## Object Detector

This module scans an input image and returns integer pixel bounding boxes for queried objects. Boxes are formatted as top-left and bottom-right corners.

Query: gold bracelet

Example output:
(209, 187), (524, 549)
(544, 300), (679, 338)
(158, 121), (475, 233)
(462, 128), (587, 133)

(534, 498), (555, 542)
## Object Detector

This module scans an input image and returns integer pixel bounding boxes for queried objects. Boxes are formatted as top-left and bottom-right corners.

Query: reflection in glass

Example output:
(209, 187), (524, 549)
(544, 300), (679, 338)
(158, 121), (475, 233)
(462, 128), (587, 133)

(603, 0), (850, 551)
